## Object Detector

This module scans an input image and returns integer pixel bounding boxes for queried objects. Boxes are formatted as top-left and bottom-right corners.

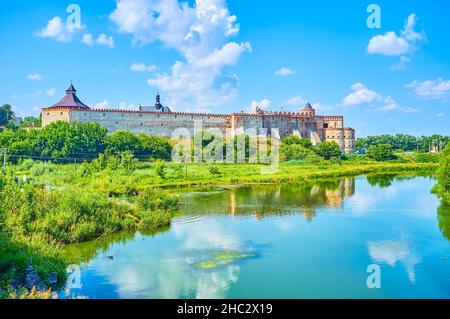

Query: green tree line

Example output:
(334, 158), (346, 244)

(356, 134), (450, 152)
(0, 121), (172, 162)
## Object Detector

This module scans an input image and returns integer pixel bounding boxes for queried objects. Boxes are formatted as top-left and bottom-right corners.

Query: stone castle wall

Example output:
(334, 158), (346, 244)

(41, 108), (356, 153)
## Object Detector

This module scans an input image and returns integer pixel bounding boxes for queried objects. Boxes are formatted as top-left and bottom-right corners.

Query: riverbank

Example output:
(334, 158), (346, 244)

(0, 161), (439, 298)
(14, 160), (439, 192)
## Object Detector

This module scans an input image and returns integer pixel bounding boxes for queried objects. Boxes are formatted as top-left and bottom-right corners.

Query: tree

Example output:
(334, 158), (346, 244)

(0, 104), (15, 126)
(20, 116), (41, 128)
(281, 144), (315, 161)
(366, 144), (395, 161)
(315, 141), (342, 160)
(435, 144), (450, 199)
(137, 134), (172, 161)
(282, 135), (313, 149)
(105, 130), (141, 155)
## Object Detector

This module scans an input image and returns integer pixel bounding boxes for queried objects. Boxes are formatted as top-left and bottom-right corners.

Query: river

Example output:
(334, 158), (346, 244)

(60, 174), (450, 299)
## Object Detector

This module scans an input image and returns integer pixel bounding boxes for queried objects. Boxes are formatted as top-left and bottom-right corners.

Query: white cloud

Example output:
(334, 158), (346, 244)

(110, 0), (250, 111)
(35, 16), (82, 42)
(284, 96), (307, 106)
(82, 33), (94, 46)
(96, 33), (115, 48)
(405, 78), (450, 101)
(249, 99), (271, 112)
(27, 74), (43, 81)
(367, 31), (410, 56)
(343, 83), (418, 113)
(94, 100), (110, 109)
(131, 63), (157, 72)
(437, 112), (445, 117)
(275, 67), (294, 77)
(343, 83), (382, 106)
(194, 42), (252, 69)
(391, 56), (411, 71)
(367, 13), (425, 57)
(45, 88), (56, 97)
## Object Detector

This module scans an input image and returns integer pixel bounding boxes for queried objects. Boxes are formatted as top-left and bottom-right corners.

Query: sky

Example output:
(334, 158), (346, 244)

(0, 0), (449, 137)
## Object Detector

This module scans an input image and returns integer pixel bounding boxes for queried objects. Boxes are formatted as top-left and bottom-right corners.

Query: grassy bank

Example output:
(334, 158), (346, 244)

(0, 170), (177, 298)
(14, 160), (439, 192)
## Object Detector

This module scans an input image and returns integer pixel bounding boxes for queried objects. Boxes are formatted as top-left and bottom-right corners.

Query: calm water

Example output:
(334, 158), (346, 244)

(61, 174), (450, 299)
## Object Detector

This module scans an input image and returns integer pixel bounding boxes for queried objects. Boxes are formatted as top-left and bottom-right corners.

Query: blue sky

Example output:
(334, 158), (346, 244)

(1, 0), (450, 137)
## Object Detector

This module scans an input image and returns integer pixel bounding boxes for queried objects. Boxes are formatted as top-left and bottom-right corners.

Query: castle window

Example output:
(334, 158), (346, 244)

(116, 122), (119, 125)
(102, 113), (106, 116)
(84, 113), (87, 116)
(47, 113), (50, 116)
(60, 112), (63, 115)
(141, 123), (143, 126)
(323, 123), (328, 128)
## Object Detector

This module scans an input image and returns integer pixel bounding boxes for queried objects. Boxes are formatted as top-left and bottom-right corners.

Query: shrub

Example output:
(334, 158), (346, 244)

(315, 142), (342, 160)
(414, 152), (439, 163)
(208, 166), (221, 175)
(281, 144), (315, 161)
(282, 135), (314, 149)
(29, 162), (58, 176)
(366, 144), (396, 161)
(154, 160), (166, 179)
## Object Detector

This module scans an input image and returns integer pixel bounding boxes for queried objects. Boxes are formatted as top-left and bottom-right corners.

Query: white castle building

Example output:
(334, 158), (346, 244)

(42, 84), (355, 153)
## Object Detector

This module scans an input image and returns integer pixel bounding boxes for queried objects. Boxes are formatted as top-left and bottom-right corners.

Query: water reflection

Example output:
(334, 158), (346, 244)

(181, 177), (356, 221)
(438, 202), (450, 240)
(367, 238), (422, 284)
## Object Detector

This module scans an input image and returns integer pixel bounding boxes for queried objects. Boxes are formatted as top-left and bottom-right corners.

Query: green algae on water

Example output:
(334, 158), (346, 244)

(194, 251), (255, 270)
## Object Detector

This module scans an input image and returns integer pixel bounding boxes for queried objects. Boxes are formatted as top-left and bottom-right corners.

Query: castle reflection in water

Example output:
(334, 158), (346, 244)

(180, 177), (356, 221)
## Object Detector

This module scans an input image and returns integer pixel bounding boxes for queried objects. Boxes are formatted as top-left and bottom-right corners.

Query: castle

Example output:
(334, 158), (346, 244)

(42, 84), (355, 153)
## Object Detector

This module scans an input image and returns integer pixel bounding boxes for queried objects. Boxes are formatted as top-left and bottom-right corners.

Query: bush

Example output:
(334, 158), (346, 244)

(29, 162), (58, 176)
(282, 136), (313, 149)
(208, 166), (221, 175)
(281, 144), (315, 161)
(315, 142), (342, 160)
(366, 144), (396, 161)
(414, 152), (439, 163)
(434, 144), (450, 203)
(154, 160), (167, 179)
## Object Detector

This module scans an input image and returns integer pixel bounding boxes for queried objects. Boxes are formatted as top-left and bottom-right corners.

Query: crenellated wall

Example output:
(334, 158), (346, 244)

(41, 107), (356, 153)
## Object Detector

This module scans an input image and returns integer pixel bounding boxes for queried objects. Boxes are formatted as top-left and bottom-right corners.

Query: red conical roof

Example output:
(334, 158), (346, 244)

(49, 83), (90, 109)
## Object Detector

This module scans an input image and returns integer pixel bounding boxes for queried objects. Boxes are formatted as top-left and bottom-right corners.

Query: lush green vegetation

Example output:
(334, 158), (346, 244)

(0, 166), (177, 297)
(433, 144), (450, 204)
(0, 104), (15, 127)
(356, 134), (449, 152)
(0, 121), (172, 162)
(0, 121), (445, 297)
